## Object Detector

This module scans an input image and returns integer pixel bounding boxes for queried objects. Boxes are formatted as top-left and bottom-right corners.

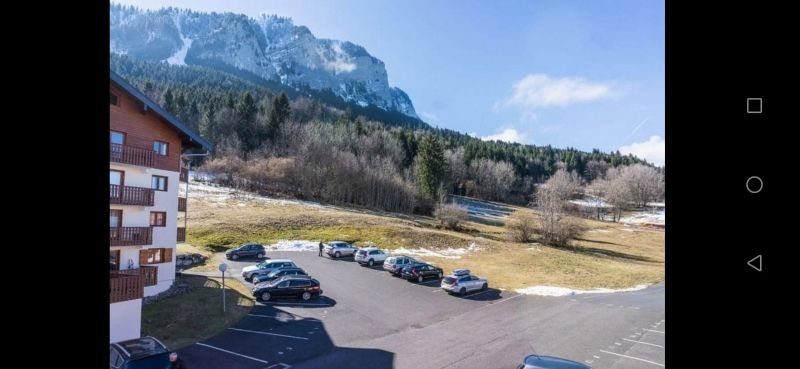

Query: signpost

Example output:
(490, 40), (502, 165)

(219, 263), (228, 313)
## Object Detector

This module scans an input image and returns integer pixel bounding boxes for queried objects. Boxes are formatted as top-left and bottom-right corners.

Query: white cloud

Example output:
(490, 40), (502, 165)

(504, 74), (618, 108)
(619, 135), (665, 167)
(483, 128), (528, 144)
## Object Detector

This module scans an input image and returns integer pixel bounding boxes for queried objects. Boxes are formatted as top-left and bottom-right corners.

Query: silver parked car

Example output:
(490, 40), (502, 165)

(324, 241), (358, 258)
(354, 247), (389, 266)
(242, 259), (298, 281)
(441, 269), (488, 296)
(383, 255), (417, 275)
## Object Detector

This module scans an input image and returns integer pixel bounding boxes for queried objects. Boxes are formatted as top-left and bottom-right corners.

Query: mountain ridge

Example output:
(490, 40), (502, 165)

(110, 3), (419, 119)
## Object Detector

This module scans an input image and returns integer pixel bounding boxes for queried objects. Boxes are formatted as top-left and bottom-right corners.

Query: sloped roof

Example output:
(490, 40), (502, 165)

(110, 70), (213, 152)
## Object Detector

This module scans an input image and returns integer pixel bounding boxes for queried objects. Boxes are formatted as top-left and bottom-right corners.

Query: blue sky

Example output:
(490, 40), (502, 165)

(114, 0), (665, 166)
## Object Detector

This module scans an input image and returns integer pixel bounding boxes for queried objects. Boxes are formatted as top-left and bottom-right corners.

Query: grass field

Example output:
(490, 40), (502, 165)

(141, 275), (254, 350)
(182, 183), (664, 291)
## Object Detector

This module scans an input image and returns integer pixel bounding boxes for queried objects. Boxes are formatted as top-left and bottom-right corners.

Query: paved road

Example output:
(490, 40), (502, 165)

(180, 251), (665, 369)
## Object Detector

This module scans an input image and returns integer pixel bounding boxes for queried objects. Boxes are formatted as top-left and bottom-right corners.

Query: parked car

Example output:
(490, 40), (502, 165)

(324, 241), (358, 258)
(225, 243), (266, 260)
(242, 259), (297, 281)
(516, 354), (591, 369)
(441, 269), (488, 296)
(354, 247), (389, 266)
(401, 262), (444, 283)
(383, 255), (417, 275)
(253, 267), (308, 285)
(252, 275), (323, 301)
(110, 336), (184, 369)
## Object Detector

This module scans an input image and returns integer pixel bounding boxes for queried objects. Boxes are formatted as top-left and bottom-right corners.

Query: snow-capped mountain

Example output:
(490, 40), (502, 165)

(110, 4), (418, 118)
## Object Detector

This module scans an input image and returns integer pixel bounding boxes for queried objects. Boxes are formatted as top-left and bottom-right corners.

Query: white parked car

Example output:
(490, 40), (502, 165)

(354, 247), (389, 266)
(324, 241), (358, 258)
(242, 259), (297, 281)
(441, 269), (488, 296)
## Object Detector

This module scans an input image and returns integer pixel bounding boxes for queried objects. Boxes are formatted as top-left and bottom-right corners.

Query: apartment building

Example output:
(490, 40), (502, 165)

(109, 70), (212, 343)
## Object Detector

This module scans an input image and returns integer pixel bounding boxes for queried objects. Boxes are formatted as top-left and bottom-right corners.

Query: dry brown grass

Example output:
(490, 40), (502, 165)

(184, 192), (664, 291)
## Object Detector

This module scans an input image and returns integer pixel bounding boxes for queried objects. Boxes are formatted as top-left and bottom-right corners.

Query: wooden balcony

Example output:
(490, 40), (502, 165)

(110, 143), (154, 168)
(178, 197), (187, 212)
(179, 167), (189, 182)
(110, 266), (158, 304)
(177, 227), (186, 242)
(110, 184), (155, 206)
(110, 227), (153, 246)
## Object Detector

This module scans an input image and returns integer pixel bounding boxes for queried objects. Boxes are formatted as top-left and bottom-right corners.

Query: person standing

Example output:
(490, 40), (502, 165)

(318, 241), (324, 257)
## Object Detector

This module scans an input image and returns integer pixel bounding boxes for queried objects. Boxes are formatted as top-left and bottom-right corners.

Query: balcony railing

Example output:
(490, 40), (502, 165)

(110, 143), (154, 168)
(177, 227), (186, 242)
(110, 184), (155, 206)
(110, 271), (143, 303)
(178, 197), (187, 212)
(110, 266), (159, 303)
(179, 167), (189, 182)
(110, 227), (153, 246)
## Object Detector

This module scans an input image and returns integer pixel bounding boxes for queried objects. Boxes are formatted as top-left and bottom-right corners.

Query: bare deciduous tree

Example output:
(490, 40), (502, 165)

(434, 203), (468, 230)
(506, 209), (538, 242)
(534, 169), (585, 247)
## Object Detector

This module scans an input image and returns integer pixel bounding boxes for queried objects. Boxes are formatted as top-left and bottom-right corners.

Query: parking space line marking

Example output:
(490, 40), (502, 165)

(599, 350), (664, 367)
(195, 342), (270, 364)
(489, 293), (522, 305)
(623, 338), (664, 348)
(228, 328), (309, 340)
(642, 329), (665, 334)
(261, 302), (330, 306)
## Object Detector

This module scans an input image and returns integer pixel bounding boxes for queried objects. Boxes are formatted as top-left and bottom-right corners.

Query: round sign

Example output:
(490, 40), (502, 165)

(218, 263), (228, 272)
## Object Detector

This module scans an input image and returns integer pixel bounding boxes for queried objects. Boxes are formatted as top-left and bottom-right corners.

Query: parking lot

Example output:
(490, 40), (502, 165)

(179, 251), (665, 369)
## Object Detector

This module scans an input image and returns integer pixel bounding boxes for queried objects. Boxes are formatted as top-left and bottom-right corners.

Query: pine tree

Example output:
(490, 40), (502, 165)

(267, 92), (291, 141)
(417, 134), (447, 199)
(162, 88), (175, 114)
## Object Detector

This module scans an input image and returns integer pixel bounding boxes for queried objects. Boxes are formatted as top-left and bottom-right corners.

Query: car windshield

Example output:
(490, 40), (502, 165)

(443, 277), (456, 284)
(256, 261), (268, 267)
(117, 337), (167, 359)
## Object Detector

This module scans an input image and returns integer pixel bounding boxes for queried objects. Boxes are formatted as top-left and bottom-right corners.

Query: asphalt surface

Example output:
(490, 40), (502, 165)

(179, 251), (665, 369)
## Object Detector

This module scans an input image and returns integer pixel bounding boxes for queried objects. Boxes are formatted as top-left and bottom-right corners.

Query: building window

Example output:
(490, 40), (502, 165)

(110, 91), (119, 106)
(140, 248), (172, 265)
(110, 131), (125, 145)
(153, 141), (168, 156)
(110, 209), (122, 228)
(150, 212), (167, 227)
(151, 175), (168, 191)
(110, 250), (120, 271)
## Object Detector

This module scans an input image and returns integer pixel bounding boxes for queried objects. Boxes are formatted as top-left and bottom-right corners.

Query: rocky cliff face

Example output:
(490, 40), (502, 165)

(110, 5), (418, 118)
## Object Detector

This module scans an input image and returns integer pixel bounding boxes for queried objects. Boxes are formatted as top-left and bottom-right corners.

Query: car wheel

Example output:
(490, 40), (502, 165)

(231, 254), (239, 260)
(257, 253), (264, 259)
(334, 251), (341, 258)
(482, 283), (488, 291)
(438, 272), (443, 279)
(459, 288), (466, 297)
(418, 275), (424, 283)
(261, 292), (271, 301)
(368, 259), (374, 267)
(302, 292), (311, 301)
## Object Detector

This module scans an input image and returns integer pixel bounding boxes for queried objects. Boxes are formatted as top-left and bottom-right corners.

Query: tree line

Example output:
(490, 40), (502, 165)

(112, 56), (663, 215)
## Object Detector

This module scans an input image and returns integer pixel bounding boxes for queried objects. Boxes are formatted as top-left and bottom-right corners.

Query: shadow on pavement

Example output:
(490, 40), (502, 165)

(179, 303), (394, 369)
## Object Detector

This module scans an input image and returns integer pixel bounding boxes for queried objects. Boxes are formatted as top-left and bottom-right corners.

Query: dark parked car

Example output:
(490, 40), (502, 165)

(225, 243), (265, 260)
(252, 275), (323, 302)
(252, 267), (308, 285)
(400, 262), (444, 283)
(516, 355), (591, 369)
(110, 336), (184, 369)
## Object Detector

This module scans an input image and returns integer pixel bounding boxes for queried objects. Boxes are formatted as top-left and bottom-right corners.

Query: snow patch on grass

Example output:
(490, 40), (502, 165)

(264, 240), (320, 252)
(392, 242), (483, 259)
(515, 284), (649, 297)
